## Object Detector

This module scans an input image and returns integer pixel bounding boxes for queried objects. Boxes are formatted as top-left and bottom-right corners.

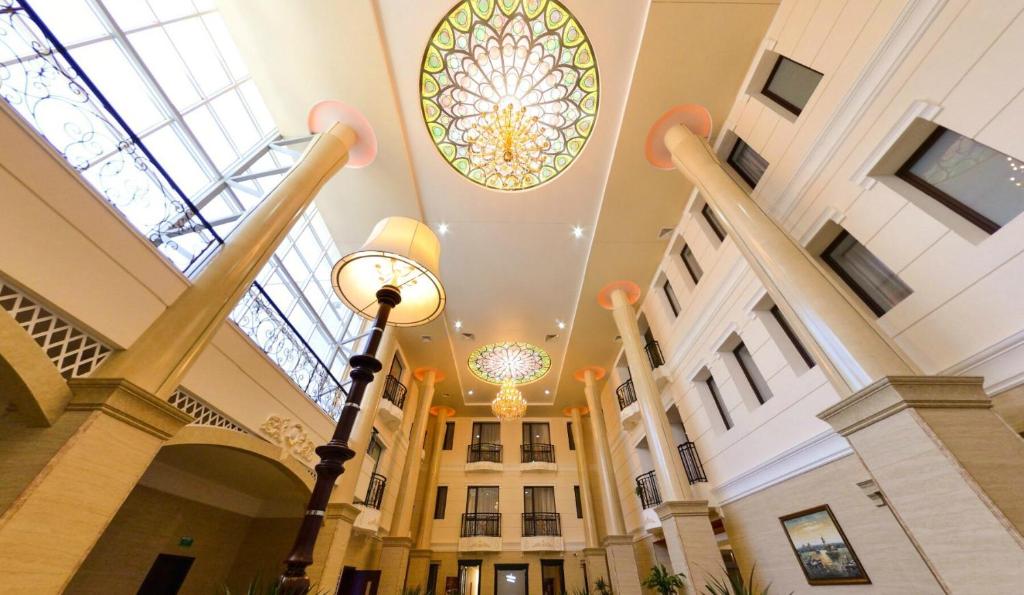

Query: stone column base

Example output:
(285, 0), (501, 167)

(376, 536), (414, 595)
(405, 548), (433, 591)
(0, 378), (191, 594)
(310, 502), (361, 591)
(655, 500), (722, 591)
(601, 535), (643, 595)
(820, 376), (1024, 594)
(582, 547), (609, 590)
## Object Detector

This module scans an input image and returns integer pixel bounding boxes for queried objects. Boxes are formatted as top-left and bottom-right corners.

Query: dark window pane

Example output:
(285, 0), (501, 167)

(762, 55), (823, 116)
(701, 203), (727, 242)
(707, 375), (733, 430)
(472, 422), (501, 444)
(466, 486), (500, 513)
(898, 127), (1024, 233)
(733, 342), (773, 404)
(567, 422), (575, 450)
(523, 486), (556, 513)
(681, 244), (703, 284)
(434, 486), (448, 519)
(522, 422), (550, 445)
(769, 305), (815, 369)
(822, 231), (912, 317)
(442, 421), (455, 450)
(663, 280), (681, 316)
(427, 563), (440, 595)
(727, 138), (769, 187)
(574, 485), (583, 518)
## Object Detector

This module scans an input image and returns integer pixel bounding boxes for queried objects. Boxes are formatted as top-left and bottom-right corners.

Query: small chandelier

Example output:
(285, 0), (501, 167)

(466, 103), (551, 191)
(491, 379), (528, 421)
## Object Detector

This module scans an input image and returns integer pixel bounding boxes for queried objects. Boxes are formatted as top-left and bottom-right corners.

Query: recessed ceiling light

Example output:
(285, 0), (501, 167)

(544, 389), (551, 395)
(454, 319), (462, 330)
(438, 222), (449, 235)
(556, 319), (566, 330)
(571, 225), (584, 239)
(467, 389), (474, 396)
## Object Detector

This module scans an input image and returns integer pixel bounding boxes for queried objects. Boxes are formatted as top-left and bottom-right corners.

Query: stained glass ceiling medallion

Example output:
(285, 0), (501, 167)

(468, 342), (551, 385)
(421, 0), (599, 191)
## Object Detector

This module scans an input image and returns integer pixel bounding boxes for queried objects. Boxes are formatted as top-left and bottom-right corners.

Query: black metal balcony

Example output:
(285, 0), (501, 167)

(382, 374), (407, 409)
(522, 512), (561, 537)
(635, 470), (662, 509)
(363, 472), (386, 509)
(645, 340), (666, 369)
(461, 512), (501, 537)
(678, 441), (708, 484)
(521, 443), (555, 463)
(616, 378), (637, 410)
(467, 442), (503, 463)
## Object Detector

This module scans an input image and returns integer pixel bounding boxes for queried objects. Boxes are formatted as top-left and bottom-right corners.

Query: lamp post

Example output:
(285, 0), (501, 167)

(278, 217), (445, 594)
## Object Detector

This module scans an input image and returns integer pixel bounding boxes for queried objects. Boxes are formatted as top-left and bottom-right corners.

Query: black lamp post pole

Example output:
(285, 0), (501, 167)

(278, 284), (402, 594)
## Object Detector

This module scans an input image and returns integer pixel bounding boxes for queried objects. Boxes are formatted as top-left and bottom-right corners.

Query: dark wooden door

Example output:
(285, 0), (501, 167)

(337, 567), (381, 595)
(136, 554), (194, 595)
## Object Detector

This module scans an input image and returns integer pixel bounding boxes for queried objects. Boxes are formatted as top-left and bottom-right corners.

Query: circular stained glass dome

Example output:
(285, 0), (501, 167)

(468, 341), (551, 384)
(421, 0), (599, 191)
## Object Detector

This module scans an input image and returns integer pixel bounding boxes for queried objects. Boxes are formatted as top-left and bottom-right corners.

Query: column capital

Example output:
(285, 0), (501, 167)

(583, 547), (608, 557)
(414, 366), (446, 383)
(409, 548), (433, 559)
(601, 534), (635, 547)
(380, 536), (415, 548)
(324, 502), (361, 523)
(66, 377), (192, 439)
(819, 376), (988, 436)
(429, 405), (456, 417)
(654, 500), (713, 521)
(597, 280), (641, 310)
(563, 406), (590, 417)
(574, 365), (607, 382)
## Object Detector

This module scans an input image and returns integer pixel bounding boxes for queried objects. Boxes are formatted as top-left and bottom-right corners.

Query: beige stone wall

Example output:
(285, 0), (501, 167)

(992, 384), (1024, 434)
(723, 455), (941, 594)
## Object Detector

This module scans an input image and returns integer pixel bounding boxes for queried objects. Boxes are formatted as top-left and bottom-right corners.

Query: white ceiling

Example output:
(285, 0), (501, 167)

(218, 0), (777, 415)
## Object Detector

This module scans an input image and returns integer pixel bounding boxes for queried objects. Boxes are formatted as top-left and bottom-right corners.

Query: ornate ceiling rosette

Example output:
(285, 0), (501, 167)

(468, 341), (551, 385)
(420, 0), (599, 191)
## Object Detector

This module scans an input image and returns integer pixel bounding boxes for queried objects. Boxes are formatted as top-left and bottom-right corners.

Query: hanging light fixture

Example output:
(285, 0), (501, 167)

(491, 378), (528, 421)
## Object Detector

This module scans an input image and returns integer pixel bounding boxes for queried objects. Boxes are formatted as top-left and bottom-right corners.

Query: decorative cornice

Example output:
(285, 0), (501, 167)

(67, 377), (192, 439)
(655, 500), (712, 521)
(326, 502), (362, 523)
(381, 536), (415, 548)
(260, 415), (317, 462)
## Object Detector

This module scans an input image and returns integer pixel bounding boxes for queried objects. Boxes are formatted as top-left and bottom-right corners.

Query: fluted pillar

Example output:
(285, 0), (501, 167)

(575, 367), (641, 595)
(663, 118), (1024, 592)
(381, 367), (441, 595)
(0, 122), (360, 593)
(406, 405), (453, 590)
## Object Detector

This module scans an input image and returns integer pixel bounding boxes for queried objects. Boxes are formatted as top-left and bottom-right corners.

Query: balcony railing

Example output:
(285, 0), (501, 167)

(522, 512), (561, 537)
(521, 443), (555, 463)
(382, 374), (408, 409)
(461, 512), (501, 537)
(635, 470), (662, 509)
(362, 472), (386, 509)
(467, 443), (503, 463)
(678, 441), (708, 484)
(230, 283), (346, 418)
(616, 379), (637, 410)
(645, 340), (666, 369)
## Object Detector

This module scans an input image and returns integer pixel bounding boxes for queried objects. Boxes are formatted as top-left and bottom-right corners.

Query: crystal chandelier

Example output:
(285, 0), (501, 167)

(466, 103), (551, 191)
(491, 379), (528, 421)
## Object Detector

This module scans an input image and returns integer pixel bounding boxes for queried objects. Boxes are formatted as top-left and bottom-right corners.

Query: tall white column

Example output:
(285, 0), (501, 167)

(391, 368), (441, 538)
(568, 407), (599, 549)
(415, 406), (453, 549)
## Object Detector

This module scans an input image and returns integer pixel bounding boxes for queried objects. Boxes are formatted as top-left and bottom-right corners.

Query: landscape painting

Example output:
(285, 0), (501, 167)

(779, 505), (871, 585)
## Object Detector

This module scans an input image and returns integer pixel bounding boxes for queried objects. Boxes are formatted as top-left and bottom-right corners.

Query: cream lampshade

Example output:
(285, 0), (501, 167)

(332, 216), (445, 327)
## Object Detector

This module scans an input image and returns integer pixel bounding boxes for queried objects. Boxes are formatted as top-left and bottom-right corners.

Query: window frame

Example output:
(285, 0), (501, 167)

(433, 485), (448, 519)
(760, 55), (823, 116)
(662, 279), (681, 317)
(895, 127), (1004, 234)
(706, 374), (733, 430)
(442, 421), (455, 450)
(566, 421), (575, 451)
(726, 137), (768, 188)
(573, 485), (583, 518)
(821, 230), (911, 317)
(732, 342), (772, 405)
(701, 203), (727, 242)
(466, 485), (500, 513)
(769, 305), (815, 369)
(523, 486), (557, 514)
(680, 244), (703, 285)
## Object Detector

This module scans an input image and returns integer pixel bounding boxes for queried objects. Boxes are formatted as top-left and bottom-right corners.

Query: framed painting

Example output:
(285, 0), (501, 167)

(779, 505), (871, 586)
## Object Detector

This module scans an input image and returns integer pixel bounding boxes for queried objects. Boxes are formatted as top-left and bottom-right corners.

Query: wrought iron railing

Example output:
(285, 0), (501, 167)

(0, 1), (221, 273)
(521, 443), (555, 463)
(645, 339), (666, 369)
(635, 470), (662, 509)
(678, 441), (708, 484)
(382, 374), (407, 409)
(230, 283), (346, 418)
(467, 442), (503, 463)
(522, 512), (561, 537)
(461, 512), (501, 537)
(616, 378), (637, 410)
(362, 472), (386, 510)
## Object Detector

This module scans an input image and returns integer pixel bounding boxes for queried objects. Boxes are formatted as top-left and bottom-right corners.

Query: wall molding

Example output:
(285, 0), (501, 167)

(712, 430), (853, 506)
(942, 328), (1024, 394)
(850, 99), (943, 190)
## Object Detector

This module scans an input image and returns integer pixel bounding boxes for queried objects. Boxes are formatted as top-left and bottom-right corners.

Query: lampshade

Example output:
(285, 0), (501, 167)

(332, 217), (445, 327)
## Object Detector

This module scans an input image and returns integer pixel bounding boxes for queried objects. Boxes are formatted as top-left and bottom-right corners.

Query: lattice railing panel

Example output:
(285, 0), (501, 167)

(168, 388), (246, 433)
(0, 280), (112, 379)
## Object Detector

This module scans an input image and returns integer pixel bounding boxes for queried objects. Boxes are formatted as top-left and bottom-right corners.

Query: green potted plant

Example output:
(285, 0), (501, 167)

(594, 578), (614, 595)
(704, 565), (788, 595)
(642, 564), (687, 595)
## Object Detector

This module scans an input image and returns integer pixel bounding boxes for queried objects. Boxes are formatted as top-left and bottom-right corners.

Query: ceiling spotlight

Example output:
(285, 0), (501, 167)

(571, 225), (584, 239)
(467, 389), (474, 396)
(556, 319), (566, 330)
(438, 222), (450, 235)
(454, 319), (463, 330)
(544, 389), (551, 395)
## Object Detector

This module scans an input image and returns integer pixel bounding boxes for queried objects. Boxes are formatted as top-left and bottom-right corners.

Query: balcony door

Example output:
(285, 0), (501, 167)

(464, 486), (500, 538)
(470, 422), (501, 462)
(522, 422), (550, 445)
(523, 486), (558, 537)
(472, 422), (500, 445)
(466, 486), (500, 514)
